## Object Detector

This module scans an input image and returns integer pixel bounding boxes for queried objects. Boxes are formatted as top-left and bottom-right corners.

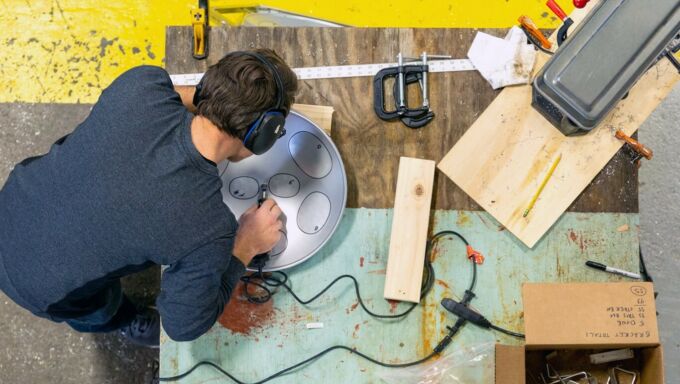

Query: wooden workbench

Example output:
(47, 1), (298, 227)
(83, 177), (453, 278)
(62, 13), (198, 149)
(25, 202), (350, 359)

(164, 26), (638, 213)
(160, 27), (640, 383)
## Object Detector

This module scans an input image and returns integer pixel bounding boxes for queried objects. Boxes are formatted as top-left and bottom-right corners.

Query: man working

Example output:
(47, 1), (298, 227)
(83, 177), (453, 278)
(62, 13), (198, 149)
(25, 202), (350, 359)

(0, 49), (298, 347)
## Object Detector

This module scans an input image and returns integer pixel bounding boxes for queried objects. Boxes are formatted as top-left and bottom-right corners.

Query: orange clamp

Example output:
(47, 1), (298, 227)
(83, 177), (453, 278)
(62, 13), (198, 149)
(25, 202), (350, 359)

(615, 130), (653, 168)
(615, 130), (653, 160)
(466, 245), (485, 265)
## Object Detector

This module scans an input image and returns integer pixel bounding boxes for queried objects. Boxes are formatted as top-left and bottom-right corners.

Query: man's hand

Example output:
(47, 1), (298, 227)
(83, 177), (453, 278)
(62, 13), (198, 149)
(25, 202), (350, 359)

(232, 199), (283, 266)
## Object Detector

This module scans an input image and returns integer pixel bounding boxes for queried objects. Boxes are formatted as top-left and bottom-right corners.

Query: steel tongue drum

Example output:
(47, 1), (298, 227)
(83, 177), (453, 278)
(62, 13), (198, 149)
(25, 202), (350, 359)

(218, 111), (347, 272)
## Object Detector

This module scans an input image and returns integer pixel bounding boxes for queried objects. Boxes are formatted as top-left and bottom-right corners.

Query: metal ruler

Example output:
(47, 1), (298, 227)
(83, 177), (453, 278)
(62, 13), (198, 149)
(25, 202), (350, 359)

(170, 59), (475, 86)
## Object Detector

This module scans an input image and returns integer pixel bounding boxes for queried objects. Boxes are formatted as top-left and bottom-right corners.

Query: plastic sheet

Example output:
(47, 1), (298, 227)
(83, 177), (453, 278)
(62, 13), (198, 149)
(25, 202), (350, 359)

(379, 342), (495, 384)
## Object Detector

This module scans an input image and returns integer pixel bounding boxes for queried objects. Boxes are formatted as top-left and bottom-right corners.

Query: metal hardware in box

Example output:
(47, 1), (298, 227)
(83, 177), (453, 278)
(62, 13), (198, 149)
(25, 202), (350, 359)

(532, 0), (680, 136)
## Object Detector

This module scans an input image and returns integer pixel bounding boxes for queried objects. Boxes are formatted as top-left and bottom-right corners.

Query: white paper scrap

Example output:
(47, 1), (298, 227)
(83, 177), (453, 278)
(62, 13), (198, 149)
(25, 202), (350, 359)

(467, 26), (537, 90)
(306, 322), (324, 329)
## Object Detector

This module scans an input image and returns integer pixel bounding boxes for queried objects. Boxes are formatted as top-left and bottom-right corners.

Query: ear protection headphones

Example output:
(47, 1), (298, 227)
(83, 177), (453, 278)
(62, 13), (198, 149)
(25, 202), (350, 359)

(193, 51), (288, 155)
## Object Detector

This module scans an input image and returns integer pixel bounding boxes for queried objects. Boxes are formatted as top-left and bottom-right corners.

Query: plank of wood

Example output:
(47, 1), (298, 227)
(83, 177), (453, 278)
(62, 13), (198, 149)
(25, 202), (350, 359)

(165, 26), (639, 213)
(383, 157), (435, 303)
(437, 1), (678, 248)
(291, 104), (334, 136)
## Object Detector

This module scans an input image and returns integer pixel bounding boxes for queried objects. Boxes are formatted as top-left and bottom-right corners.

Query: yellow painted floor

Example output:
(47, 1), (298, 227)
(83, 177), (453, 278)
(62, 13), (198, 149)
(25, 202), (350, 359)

(0, 0), (568, 104)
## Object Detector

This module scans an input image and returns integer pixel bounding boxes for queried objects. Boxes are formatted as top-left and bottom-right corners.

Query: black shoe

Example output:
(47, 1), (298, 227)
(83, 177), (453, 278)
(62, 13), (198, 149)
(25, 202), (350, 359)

(120, 307), (160, 348)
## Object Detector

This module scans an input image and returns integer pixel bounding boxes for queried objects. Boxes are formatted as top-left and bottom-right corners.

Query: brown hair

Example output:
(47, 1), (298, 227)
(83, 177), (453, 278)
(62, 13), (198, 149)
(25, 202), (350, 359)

(196, 49), (298, 139)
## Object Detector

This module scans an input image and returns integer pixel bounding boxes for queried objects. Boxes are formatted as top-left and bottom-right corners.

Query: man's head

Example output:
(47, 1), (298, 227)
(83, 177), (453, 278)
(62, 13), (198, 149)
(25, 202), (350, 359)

(194, 49), (298, 158)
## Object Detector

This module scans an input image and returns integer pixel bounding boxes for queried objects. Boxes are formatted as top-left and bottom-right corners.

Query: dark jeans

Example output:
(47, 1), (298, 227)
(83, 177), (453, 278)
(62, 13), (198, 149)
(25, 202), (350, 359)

(59, 282), (139, 333)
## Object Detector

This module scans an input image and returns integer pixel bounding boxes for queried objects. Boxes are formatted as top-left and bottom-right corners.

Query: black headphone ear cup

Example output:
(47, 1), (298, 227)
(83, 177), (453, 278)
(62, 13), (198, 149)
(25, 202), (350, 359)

(247, 113), (286, 155)
(242, 117), (261, 153)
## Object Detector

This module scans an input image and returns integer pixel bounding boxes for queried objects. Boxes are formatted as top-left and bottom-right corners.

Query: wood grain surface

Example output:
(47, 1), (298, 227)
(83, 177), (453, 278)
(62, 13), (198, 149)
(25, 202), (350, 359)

(291, 104), (334, 136)
(437, 1), (676, 247)
(165, 26), (638, 212)
(384, 157), (435, 303)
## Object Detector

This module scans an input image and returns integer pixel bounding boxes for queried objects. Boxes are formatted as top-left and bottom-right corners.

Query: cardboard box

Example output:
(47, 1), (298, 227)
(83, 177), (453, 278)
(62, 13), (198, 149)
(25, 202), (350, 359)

(495, 282), (664, 384)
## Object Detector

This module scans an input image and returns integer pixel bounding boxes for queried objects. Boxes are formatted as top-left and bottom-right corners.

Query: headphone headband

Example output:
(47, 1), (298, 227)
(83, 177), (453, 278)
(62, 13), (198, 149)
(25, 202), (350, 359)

(193, 50), (288, 156)
(239, 51), (288, 155)
(193, 50), (286, 113)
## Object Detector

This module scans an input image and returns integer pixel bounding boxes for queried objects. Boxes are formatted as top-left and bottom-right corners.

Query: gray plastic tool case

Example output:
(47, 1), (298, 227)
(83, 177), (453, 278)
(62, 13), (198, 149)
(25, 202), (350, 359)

(532, 0), (680, 136)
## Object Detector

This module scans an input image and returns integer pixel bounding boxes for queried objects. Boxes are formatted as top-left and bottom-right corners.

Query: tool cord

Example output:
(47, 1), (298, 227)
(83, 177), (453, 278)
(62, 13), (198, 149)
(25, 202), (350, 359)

(489, 324), (525, 339)
(240, 262), (434, 318)
(157, 230), (496, 383)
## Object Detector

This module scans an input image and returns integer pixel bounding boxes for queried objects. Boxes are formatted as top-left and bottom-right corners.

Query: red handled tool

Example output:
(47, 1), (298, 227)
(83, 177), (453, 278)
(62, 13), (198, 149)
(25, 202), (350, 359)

(573, 0), (590, 9)
(546, 0), (574, 47)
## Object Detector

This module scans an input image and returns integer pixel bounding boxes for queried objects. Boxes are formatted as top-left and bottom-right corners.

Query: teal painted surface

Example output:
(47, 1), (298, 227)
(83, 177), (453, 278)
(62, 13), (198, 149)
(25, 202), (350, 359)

(159, 208), (640, 383)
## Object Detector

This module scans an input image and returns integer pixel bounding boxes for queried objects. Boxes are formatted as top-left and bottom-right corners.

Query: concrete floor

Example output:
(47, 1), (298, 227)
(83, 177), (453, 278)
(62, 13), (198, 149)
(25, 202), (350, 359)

(0, 85), (678, 381)
(0, 104), (159, 383)
(639, 84), (680, 380)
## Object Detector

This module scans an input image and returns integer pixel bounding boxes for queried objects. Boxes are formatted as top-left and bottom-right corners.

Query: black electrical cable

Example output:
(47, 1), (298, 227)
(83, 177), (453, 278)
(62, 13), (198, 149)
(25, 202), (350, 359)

(240, 261), (435, 318)
(160, 347), (439, 384)
(489, 324), (525, 339)
(441, 296), (525, 339)
(434, 232), (523, 340)
(158, 230), (475, 383)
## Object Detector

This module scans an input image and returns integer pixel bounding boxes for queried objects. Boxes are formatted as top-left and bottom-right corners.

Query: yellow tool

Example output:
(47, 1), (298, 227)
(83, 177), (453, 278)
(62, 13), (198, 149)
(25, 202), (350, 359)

(191, 0), (209, 60)
(523, 153), (562, 217)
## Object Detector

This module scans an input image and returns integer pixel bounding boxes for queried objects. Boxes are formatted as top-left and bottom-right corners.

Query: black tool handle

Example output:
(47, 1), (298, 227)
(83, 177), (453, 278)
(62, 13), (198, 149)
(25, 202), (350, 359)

(557, 18), (573, 46)
(249, 185), (270, 270)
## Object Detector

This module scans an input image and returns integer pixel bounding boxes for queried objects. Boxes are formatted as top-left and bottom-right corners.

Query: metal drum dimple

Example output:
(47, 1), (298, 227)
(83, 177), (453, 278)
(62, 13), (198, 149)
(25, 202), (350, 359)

(268, 173), (300, 198)
(289, 131), (333, 179)
(218, 111), (347, 271)
(297, 192), (331, 234)
(228, 176), (259, 200)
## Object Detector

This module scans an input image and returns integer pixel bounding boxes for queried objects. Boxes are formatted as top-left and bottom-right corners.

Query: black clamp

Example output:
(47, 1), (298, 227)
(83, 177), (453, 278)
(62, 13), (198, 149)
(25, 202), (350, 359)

(373, 53), (446, 129)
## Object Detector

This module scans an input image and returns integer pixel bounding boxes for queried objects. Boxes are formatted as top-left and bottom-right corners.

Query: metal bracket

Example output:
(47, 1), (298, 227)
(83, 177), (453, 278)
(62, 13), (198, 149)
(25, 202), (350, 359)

(607, 367), (637, 384)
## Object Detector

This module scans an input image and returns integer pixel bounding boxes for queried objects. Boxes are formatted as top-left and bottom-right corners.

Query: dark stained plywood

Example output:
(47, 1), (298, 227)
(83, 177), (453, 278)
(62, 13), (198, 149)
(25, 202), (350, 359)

(165, 26), (638, 213)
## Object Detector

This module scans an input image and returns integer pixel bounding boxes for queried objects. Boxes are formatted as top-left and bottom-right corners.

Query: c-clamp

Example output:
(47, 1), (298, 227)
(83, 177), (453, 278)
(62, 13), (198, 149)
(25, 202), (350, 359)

(373, 52), (450, 129)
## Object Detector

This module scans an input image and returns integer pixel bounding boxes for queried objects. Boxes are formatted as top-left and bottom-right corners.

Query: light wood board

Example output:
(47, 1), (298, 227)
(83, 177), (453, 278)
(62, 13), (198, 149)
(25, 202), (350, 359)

(384, 157), (435, 303)
(291, 103), (334, 136)
(437, 0), (679, 248)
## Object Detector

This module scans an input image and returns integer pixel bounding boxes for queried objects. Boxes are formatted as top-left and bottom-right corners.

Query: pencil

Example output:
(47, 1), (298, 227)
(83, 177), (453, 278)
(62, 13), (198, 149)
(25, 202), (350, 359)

(523, 153), (562, 217)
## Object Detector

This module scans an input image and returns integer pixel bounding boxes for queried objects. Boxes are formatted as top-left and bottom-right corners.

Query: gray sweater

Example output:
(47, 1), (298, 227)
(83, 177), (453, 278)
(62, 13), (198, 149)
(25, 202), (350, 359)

(0, 66), (244, 341)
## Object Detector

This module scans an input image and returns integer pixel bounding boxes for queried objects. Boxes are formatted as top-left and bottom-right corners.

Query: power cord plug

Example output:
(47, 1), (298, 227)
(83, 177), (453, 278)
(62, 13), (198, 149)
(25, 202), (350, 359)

(441, 298), (492, 329)
(440, 297), (525, 339)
